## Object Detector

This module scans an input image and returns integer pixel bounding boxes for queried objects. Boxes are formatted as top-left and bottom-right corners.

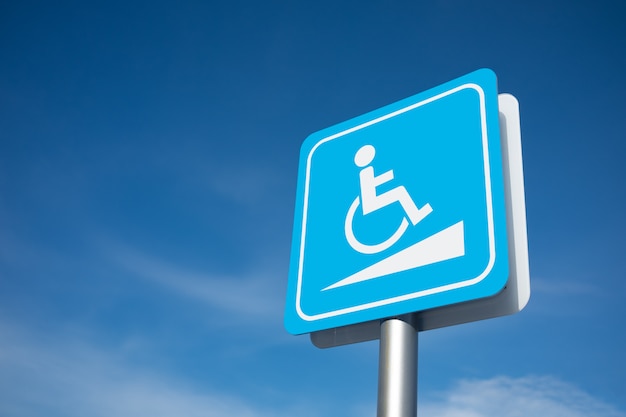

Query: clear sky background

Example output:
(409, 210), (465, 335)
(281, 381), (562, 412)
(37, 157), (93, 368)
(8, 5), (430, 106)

(1, 1), (625, 416)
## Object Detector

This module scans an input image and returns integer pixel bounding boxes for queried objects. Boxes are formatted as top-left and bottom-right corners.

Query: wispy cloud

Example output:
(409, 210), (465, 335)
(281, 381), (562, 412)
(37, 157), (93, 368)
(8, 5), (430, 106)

(532, 277), (604, 297)
(421, 375), (625, 417)
(203, 163), (286, 206)
(0, 320), (310, 417)
(1, 318), (623, 417)
(109, 246), (285, 321)
(526, 276), (609, 317)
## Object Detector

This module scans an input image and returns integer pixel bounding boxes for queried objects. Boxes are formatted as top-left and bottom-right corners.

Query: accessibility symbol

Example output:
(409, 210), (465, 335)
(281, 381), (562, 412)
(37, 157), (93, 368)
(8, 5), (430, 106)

(328, 143), (464, 292)
(345, 144), (433, 255)
(285, 69), (510, 335)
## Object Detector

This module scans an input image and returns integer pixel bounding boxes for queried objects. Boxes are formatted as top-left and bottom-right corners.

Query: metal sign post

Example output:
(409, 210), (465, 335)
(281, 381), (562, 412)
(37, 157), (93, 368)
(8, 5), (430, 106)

(377, 315), (418, 417)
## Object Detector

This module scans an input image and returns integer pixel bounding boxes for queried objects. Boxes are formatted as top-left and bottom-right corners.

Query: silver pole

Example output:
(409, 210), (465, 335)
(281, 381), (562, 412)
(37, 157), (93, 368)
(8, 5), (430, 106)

(377, 315), (418, 417)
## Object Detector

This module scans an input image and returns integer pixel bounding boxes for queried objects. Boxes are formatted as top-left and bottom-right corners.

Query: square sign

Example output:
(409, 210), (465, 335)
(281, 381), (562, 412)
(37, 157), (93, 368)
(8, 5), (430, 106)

(285, 69), (510, 335)
(310, 93), (529, 348)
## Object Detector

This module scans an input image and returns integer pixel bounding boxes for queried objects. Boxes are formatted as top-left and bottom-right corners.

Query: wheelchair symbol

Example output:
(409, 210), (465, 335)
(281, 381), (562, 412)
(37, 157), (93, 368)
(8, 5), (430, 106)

(345, 145), (433, 255)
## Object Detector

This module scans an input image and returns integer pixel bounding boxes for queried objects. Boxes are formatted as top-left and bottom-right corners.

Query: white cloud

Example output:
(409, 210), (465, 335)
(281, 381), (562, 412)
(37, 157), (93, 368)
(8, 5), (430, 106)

(1, 318), (623, 417)
(0, 320), (306, 417)
(420, 375), (625, 417)
(204, 163), (285, 206)
(110, 247), (285, 321)
(532, 278), (604, 297)
(524, 276), (610, 317)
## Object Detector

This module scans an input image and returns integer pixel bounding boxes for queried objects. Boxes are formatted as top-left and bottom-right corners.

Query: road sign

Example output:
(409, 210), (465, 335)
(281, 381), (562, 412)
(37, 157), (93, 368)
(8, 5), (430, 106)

(310, 93), (529, 347)
(285, 69), (521, 335)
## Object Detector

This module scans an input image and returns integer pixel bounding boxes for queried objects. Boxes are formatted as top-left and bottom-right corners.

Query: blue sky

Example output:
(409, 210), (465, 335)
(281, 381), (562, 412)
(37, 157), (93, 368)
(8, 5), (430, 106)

(1, 1), (625, 416)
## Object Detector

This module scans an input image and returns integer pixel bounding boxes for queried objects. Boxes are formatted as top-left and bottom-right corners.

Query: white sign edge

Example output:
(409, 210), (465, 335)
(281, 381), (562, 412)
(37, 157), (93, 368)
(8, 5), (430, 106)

(310, 93), (530, 348)
(296, 83), (497, 322)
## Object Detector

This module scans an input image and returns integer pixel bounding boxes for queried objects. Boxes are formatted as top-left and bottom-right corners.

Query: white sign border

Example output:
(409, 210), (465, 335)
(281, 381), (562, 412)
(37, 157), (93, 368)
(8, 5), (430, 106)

(310, 93), (530, 347)
(296, 83), (502, 322)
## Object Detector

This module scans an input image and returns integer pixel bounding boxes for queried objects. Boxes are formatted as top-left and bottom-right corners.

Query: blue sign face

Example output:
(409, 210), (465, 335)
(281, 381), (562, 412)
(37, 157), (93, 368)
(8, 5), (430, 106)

(285, 69), (509, 335)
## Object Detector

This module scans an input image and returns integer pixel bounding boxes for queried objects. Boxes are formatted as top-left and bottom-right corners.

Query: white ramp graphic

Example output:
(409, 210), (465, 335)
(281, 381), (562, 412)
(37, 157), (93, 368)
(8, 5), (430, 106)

(323, 221), (465, 291)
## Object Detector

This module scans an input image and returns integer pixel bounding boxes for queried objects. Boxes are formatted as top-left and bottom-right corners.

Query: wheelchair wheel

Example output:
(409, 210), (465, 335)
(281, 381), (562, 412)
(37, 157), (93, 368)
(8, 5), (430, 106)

(344, 196), (408, 254)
